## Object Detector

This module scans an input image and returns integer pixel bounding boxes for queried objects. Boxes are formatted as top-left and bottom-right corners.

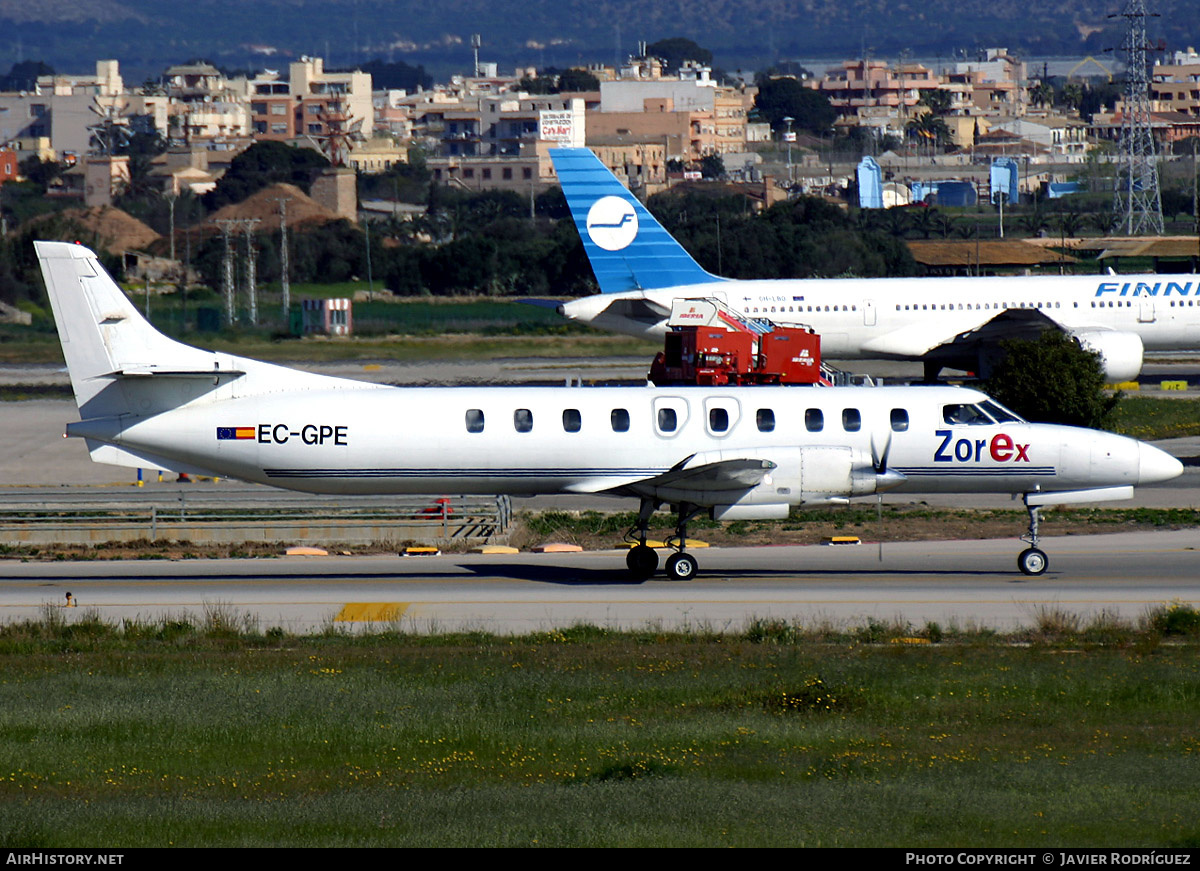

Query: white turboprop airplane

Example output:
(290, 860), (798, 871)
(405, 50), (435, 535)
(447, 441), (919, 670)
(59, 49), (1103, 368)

(549, 147), (1200, 382)
(36, 240), (1182, 579)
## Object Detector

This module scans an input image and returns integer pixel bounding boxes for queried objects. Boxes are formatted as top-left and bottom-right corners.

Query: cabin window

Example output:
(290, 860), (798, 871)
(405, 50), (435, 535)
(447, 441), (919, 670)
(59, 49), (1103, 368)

(611, 408), (630, 432)
(658, 408), (678, 432)
(514, 408), (533, 433)
(805, 408), (824, 432)
(465, 409), (485, 433)
(756, 408), (775, 432)
(562, 408), (581, 432)
(709, 408), (729, 432)
(842, 408), (861, 432)
(890, 408), (909, 432)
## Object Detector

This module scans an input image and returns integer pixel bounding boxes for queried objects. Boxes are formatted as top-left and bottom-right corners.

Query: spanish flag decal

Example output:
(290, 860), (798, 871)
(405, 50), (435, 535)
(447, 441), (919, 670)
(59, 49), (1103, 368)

(217, 427), (256, 440)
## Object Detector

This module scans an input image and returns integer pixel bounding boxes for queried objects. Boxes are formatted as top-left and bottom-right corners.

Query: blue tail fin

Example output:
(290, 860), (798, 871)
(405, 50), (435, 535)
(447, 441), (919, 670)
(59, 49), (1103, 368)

(549, 148), (724, 294)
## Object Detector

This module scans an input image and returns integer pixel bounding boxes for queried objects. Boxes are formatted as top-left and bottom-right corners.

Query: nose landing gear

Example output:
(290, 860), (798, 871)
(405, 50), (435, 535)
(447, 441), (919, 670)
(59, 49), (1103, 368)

(1018, 495), (1048, 576)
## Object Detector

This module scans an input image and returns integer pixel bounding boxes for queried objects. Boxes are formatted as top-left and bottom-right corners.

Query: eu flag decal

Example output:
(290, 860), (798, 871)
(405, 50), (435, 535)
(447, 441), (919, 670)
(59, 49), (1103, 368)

(217, 427), (256, 440)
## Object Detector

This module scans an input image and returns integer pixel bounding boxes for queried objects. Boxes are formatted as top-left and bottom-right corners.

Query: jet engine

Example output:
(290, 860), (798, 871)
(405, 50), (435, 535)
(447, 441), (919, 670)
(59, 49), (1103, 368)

(1070, 330), (1144, 383)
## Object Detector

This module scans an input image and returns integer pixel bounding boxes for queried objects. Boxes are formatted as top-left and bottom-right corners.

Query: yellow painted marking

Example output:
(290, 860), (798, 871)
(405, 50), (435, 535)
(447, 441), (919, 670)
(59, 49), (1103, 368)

(1109, 381), (1140, 391)
(823, 536), (861, 544)
(334, 602), (409, 622)
(402, 547), (441, 556)
(1160, 380), (1188, 391)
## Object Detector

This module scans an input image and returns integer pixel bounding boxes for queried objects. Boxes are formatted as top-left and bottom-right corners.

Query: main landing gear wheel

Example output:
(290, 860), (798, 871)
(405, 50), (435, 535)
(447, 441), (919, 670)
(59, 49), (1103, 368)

(665, 552), (698, 581)
(625, 544), (659, 581)
(1018, 547), (1048, 576)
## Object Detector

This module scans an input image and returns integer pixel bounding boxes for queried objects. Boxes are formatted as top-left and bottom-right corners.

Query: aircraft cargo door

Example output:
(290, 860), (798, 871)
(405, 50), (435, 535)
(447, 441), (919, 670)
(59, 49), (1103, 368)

(863, 299), (877, 326)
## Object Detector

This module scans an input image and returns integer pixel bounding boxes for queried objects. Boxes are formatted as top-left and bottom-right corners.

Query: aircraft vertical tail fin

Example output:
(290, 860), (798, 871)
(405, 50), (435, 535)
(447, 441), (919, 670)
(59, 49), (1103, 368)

(35, 240), (224, 418)
(549, 147), (724, 294)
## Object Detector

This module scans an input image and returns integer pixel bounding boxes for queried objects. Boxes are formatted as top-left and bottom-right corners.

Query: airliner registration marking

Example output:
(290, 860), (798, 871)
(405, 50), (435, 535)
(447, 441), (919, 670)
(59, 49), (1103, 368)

(222, 424), (350, 445)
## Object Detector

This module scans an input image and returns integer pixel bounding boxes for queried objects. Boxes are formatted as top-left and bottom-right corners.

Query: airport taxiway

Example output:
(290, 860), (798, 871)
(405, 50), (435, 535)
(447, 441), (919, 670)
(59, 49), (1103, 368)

(1, 529), (1197, 634)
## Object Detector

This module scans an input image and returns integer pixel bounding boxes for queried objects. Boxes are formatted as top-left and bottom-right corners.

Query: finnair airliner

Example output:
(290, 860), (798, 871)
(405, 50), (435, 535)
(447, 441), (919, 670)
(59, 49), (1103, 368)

(550, 148), (1200, 381)
(36, 241), (1181, 579)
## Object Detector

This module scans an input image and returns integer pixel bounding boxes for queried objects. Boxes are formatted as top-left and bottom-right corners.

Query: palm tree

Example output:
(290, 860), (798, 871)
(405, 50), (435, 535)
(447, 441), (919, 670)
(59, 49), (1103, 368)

(1054, 211), (1085, 238)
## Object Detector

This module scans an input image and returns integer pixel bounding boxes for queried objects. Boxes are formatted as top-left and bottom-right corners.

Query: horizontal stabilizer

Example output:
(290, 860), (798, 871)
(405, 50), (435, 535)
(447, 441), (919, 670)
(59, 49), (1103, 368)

(106, 368), (246, 379)
(86, 442), (230, 479)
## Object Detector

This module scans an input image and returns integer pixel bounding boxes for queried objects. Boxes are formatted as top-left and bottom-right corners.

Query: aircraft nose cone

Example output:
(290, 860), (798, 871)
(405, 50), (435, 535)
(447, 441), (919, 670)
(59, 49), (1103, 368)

(1138, 442), (1184, 485)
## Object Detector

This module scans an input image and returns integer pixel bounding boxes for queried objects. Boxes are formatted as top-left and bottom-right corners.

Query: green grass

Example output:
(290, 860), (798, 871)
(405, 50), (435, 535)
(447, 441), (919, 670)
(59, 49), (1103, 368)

(0, 612), (1198, 847)
(1109, 395), (1200, 440)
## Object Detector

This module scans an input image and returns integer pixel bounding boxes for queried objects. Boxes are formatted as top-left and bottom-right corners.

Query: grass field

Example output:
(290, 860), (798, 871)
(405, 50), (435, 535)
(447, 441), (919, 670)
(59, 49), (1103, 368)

(1, 611), (1198, 847)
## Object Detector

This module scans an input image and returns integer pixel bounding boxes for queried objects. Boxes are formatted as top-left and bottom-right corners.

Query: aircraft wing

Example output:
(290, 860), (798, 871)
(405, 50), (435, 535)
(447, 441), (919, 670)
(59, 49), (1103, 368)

(861, 306), (1061, 358)
(590, 452), (777, 505)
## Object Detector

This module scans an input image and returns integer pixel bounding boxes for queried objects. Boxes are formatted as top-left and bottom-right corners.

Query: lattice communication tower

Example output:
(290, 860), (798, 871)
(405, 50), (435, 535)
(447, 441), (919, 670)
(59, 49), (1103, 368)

(1112, 0), (1164, 235)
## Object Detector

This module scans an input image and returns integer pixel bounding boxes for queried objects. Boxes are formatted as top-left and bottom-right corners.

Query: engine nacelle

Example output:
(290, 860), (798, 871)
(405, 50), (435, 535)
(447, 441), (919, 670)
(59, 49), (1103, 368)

(705, 446), (881, 521)
(1070, 330), (1144, 383)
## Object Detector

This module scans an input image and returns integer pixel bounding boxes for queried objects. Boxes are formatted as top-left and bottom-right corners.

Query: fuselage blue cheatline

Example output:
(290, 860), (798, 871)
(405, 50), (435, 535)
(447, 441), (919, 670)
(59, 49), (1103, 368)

(35, 240), (1182, 579)
(549, 147), (1200, 382)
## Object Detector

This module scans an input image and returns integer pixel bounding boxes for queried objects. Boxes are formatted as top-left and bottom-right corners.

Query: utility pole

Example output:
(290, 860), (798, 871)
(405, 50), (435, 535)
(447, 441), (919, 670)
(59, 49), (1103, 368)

(1112, 0), (1164, 235)
(242, 219), (261, 325)
(783, 116), (795, 184)
(269, 197), (292, 322)
(214, 219), (238, 326)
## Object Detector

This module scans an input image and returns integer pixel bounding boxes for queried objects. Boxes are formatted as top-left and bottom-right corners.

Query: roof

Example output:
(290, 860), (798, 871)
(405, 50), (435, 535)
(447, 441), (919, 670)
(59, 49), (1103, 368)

(23, 206), (160, 253)
(907, 239), (1077, 268)
(1089, 236), (1200, 259)
(207, 183), (340, 228)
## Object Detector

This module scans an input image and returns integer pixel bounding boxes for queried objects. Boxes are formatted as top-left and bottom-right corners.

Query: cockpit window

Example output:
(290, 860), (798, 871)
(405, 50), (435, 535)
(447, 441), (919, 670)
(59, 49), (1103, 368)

(943, 404), (995, 425)
(979, 400), (1024, 423)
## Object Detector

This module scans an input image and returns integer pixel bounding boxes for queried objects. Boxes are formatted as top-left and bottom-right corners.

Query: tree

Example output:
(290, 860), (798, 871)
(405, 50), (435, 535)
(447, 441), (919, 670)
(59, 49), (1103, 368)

(754, 77), (836, 135)
(699, 153), (725, 180)
(645, 38), (712, 73)
(917, 89), (952, 116)
(0, 61), (53, 92)
(203, 141), (329, 210)
(516, 67), (600, 94)
(982, 332), (1118, 428)
(557, 68), (601, 92)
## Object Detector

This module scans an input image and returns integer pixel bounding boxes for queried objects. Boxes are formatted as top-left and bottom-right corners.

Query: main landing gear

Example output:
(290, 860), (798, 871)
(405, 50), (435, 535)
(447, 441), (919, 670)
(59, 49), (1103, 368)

(1017, 494), (1048, 576)
(624, 498), (705, 581)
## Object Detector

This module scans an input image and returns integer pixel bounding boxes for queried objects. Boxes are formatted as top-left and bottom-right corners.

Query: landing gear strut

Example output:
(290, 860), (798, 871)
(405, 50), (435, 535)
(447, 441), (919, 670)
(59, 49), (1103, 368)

(664, 502), (704, 581)
(623, 499), (705, 581)
(1018, 494), (1048, 576)
(624, 498), (659, 582)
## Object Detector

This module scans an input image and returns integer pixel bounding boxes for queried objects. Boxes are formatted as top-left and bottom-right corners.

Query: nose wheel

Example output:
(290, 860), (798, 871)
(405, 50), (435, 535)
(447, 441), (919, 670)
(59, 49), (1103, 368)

(1018, 546), (1048, 576)
(1018, 495), (1048, 576)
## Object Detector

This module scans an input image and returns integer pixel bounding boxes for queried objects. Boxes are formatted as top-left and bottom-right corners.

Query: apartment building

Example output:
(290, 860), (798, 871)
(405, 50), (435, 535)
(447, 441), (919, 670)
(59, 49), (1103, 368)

(590, 63), (752, 160)
(426, 95), (585, 192)
(1151, 48), (1200, 118)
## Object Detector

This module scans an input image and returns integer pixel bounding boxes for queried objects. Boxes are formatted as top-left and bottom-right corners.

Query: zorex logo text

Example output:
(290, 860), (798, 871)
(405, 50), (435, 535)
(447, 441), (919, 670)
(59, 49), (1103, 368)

(934, 430), (1030, 463)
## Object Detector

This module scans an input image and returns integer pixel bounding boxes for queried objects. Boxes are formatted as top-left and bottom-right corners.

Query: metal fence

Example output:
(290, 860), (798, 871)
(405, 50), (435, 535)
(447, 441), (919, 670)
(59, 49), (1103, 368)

(0, 493), (513, 547)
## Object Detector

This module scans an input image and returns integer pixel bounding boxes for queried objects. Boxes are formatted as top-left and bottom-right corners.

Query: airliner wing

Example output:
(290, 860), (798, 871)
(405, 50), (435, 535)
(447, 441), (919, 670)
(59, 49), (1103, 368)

(861, 307), (1060, 358)
(562, 454), (775, 499)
